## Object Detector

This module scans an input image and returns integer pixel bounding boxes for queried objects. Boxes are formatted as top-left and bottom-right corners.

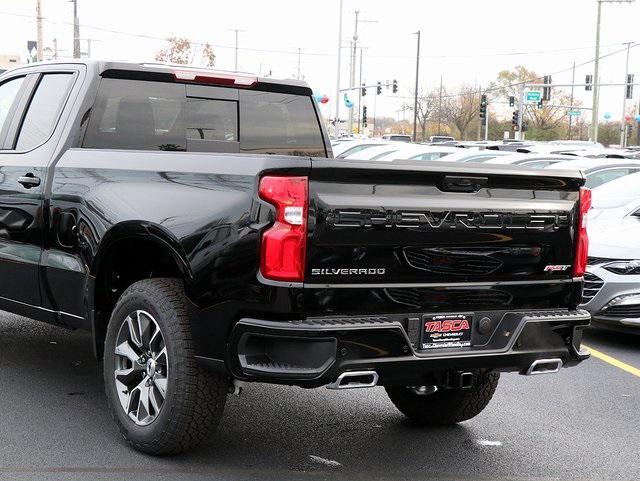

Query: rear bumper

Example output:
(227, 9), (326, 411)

(222, 309), (591, 388)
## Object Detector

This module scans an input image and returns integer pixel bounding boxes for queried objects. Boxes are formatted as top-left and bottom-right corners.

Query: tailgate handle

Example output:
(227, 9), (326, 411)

(441, 175), (488, 193)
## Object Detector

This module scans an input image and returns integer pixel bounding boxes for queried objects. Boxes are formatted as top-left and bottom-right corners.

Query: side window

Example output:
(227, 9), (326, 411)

(410, 152), (443, 161)
(0, 77), (25, 140)
(585, 168), (631, 189)
(239, 90), (326, 157)
(83, 78), (186, 151)
(522, 160), (554, 169)
(16, 73), (74, 151)
(187, 98), (238, 142)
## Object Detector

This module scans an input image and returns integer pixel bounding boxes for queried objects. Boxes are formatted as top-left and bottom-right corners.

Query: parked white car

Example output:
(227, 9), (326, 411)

(372, 144), (461, 161)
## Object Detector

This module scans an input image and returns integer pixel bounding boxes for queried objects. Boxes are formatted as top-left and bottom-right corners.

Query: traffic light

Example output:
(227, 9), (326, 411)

(542, 75), (551, 101)
(479, 94), (487, 119)
(392, 79), (398, 93)
(626, 74), (634, 99)
(362, 106), (367, 127)
(585, 75), (593, 91)
(376, 81), (382, 95)
(509, 96), (515, 107)
(537, 100), (544, 109)
(362, 84), (367, 97)
(511, 110), (519, 126)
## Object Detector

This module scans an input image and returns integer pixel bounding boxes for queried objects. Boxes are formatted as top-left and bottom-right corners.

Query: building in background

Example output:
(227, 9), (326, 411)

(0, 54), (21, 70)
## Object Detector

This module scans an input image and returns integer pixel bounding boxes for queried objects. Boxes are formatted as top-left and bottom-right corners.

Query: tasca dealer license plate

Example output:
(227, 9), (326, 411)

(421, 313), (472, 350)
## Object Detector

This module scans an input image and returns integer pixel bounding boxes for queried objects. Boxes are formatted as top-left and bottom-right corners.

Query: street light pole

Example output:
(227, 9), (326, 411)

(591, 0), (602, 142)
(72, 0), (80, 59)
(348, 11), (359, 135)
(334, 0), (344, 140)
(36, 0), (43, 61)
(591, 0), (635, 143)
(620, 41), (632, 146)
(412, 30), (421, 142)
(568, 62), (576, 140)
(357, 48), (363, 134)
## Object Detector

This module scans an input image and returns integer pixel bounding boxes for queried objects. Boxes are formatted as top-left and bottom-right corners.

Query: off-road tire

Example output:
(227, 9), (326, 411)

(103, 278), (227, 455)
(385, 371), (499, 425)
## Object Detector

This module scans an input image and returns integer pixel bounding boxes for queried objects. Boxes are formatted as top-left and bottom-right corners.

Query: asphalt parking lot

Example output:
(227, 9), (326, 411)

(0, 311), (638, 481)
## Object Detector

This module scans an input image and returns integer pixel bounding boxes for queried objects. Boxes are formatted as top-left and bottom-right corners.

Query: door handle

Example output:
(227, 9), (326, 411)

(18, 173), (41, 188)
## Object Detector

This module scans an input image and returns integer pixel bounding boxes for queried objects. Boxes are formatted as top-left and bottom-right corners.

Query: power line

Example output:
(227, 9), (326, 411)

(0, 10), (637, 61)
(391, 43), (640, 101)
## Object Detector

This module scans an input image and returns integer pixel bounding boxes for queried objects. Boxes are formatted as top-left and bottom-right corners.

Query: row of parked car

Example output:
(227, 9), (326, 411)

(331, 137), (640, 335)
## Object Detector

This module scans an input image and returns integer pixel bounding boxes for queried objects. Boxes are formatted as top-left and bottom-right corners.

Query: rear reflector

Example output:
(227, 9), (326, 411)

(259, 176), (308, 282)
(173, 70), (257, 87)
(573, 187), (591, 277)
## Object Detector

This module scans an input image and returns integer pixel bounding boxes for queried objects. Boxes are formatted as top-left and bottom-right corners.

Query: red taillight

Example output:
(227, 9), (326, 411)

(573, 187), (591, 277)
(259, 176), (308, 282)
(173, 70), (257, 87)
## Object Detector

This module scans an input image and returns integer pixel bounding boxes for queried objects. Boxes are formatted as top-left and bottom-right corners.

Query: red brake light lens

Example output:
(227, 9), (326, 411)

(173, 70), (257, 87)
(573, 187), (591, 277)
(258, 176), (308, 282)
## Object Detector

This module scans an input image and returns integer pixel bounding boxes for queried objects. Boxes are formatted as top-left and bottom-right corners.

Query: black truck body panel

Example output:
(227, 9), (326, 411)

(0, 60), (589, 389)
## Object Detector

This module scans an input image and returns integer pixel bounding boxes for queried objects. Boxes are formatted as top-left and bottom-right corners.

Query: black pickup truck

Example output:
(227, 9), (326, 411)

(0, 61), (590, 454)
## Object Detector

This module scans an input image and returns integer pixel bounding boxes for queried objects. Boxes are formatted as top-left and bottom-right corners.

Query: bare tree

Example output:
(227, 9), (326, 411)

(410, 89), (440, 142)
(443, 85), (480, 140)
(155, 37), (216, 67)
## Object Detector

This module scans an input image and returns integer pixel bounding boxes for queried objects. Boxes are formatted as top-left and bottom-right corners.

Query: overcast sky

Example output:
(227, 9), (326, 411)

(1, 0), (639, 121)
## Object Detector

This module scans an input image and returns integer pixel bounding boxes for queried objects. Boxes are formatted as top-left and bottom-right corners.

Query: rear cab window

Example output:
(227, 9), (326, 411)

(82, 76), (327, 157)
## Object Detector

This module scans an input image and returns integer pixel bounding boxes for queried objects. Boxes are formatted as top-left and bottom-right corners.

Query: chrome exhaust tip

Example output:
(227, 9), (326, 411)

(326, 371), (379, 390)
(525, 358), (563, 375)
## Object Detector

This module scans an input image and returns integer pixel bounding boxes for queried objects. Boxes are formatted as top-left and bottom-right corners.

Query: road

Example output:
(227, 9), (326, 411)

(0, 311), (638, 481)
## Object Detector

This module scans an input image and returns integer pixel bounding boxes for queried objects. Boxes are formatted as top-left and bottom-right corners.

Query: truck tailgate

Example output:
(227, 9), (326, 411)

(306, 159), (584, 286)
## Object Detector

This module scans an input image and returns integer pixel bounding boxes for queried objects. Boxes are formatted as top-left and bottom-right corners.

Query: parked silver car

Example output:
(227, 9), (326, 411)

(581, 172), (640, 333)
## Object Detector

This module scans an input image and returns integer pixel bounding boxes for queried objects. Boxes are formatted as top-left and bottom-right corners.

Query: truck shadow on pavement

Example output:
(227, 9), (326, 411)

(1, 312), (636, 481)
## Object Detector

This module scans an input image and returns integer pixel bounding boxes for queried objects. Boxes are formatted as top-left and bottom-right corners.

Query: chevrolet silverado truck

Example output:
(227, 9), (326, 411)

(0, 60), (591, 455)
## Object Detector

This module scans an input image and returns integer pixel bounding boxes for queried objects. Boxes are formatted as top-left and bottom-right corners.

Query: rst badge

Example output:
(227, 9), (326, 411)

(544, 265), (570, 272)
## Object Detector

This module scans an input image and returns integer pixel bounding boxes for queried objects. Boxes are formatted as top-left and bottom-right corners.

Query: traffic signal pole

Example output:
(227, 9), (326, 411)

(484, 101), (489, 141)
(412, 30), (421, 142)
(333, 0), (344, 140)
(620, 41), (632, 147)
(357, 48), (363, 133)
(591, 0), (602, 142)
(517, 84), (525, 140)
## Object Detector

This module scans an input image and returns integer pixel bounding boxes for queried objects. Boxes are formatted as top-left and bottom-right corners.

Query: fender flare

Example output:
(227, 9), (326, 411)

(87, 220), (194, 358)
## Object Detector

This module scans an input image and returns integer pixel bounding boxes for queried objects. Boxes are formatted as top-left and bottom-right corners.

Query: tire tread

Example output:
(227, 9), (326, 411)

(104, 278), (227, 455)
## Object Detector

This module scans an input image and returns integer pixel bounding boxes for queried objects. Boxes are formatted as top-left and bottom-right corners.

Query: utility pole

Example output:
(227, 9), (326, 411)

(591, 0), (636, 142)
(348, 11), (359, 135)
(232, 29), (245, 71)
(333, 0), (344, 140)
(53, 38), (58, 59)
(437, 75), (443, 135)
(568, 62), (576, 140)
(591, 0), (602, 142)
(36, 0), (44, 61)
(297, 48), (301, 79)
(347, 12), (376, 135)
(620, 41), (632, 146)
(412, 30), (421, 142)
(357, 48), (363, 133)
(71, 0), (80, 59)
